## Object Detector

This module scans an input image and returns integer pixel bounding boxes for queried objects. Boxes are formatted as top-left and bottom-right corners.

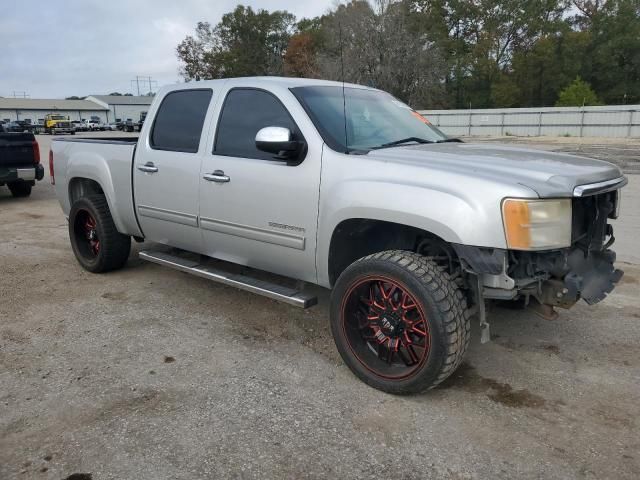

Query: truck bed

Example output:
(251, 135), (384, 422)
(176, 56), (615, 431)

(51, 136), (142, 237)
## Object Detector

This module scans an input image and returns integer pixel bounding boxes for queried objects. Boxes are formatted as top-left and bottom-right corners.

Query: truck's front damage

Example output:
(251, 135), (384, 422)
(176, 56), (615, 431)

(454, 177), (626, 329)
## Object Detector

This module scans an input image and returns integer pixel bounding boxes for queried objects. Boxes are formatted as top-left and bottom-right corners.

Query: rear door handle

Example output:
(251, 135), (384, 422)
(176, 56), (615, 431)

(137, 162), (158, 173)
(203, 170), (230, 183)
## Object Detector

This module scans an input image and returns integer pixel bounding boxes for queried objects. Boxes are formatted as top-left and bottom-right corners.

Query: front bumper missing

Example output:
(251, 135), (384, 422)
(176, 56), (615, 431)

(539, 249), (623, 307)
(454, 243), (624, 309)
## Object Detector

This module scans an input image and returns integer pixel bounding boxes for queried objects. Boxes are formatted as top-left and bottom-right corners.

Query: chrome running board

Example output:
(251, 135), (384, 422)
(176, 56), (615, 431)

(139, 250), (317, 309)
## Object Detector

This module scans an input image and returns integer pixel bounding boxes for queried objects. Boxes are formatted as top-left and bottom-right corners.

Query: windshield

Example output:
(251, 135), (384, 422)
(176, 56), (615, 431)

(291, 86), (448, 152)
(51, 115), (65, 120)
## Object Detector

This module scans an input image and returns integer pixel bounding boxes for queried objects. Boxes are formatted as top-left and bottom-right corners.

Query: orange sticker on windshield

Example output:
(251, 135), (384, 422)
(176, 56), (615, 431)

(411, 111), (431, 124)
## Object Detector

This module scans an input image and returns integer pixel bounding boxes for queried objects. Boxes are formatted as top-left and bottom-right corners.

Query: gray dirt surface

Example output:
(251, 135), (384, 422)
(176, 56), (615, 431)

(466, 135), (640, 174)
(1, 132), (638, 480)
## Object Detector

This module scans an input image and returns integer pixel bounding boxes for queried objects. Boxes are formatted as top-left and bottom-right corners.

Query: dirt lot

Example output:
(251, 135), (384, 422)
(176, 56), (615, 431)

(1, 133), (639, 480)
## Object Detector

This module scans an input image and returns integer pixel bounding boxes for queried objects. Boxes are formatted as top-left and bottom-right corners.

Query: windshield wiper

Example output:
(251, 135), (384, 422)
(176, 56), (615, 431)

(371, 137), (434, 150)
(435, 138), (463, 143)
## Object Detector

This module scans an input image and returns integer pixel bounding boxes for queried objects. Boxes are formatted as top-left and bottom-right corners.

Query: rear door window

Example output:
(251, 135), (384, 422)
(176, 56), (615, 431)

(151, 89), (213, 153)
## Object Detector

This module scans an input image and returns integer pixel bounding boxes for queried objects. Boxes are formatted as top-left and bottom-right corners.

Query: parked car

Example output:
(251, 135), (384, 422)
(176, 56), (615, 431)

(50, 77), (627, 394)
(3, 120), (33, 133)
(71, 120), (89, 132)
(124, 118), (135, 132)
(104, 123), (119, 131)
(1, 132), (44, 197)
(87, 119), (104, 131)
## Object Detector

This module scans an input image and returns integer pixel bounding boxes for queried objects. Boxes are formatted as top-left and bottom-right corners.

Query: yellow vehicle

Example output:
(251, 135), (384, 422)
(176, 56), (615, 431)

(44, 114), (74, 135)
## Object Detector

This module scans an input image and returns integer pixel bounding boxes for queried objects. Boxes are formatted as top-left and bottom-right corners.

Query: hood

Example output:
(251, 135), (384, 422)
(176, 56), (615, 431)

(365, 142), (623, 197)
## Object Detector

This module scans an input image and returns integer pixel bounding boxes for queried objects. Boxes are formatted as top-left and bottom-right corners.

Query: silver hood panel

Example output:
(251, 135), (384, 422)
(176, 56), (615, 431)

(366, 143), (624, 197)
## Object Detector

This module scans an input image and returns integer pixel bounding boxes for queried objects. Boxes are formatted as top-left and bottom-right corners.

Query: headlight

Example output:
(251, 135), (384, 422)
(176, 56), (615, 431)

(501, 198), (572, 250)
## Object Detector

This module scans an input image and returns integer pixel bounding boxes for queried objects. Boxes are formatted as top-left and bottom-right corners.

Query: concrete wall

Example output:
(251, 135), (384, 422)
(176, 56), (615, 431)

(0, 109), (108, 123)
(419, 105), (640, 138)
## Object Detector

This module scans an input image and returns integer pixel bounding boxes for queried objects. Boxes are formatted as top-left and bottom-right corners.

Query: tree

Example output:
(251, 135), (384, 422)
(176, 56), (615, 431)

(555, 77), (602, 106)
(586, 0), (640, 104)
(177, 0), (639, 108)
(284, 33), (318, 77)
(408, 0), (567, 108)
(108, 92), (123, 96)
(65, 96), (84, 100)
(177, 5), (296, 80)
(314, 0), (446, 108)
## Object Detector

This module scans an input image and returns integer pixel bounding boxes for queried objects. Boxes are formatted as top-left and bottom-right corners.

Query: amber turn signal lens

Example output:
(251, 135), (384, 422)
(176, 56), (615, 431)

(502, 199), (531, 249)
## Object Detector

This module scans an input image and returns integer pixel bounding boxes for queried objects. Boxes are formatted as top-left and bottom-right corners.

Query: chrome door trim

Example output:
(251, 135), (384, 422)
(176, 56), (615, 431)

(199, 217), (305, 250)
(137, 204), (198, 227)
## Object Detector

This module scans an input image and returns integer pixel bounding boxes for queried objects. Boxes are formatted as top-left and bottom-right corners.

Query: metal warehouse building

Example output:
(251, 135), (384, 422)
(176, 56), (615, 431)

(85, 95), (153, 123)
(0, 98), (109, 124)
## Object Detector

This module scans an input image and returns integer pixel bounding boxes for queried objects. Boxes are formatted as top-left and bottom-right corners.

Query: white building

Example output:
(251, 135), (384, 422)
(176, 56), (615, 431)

(85, 95), (153, 123)
(0, 98), (109, 124)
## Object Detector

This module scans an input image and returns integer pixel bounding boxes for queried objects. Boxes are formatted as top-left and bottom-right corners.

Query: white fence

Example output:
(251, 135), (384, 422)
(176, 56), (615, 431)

(418, 104), (640, 138)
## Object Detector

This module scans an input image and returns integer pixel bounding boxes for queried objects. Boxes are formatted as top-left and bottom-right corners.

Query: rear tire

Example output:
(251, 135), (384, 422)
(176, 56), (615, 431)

(8, 182), (32, 197)
(69, 195), (131, 273)
(330, 250), (471, 394)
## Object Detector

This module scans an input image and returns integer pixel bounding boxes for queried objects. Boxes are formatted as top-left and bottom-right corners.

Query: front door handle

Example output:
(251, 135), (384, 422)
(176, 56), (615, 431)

(203, 170), (230, 183)
(137, 162), (158, 173)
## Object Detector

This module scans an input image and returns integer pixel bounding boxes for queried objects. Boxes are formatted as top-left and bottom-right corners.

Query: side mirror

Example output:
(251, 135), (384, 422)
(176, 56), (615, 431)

(255, 126), (302, 160)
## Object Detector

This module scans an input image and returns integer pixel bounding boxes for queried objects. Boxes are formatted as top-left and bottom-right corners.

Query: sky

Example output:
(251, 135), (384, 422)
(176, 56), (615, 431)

(0, 0), (335, 99)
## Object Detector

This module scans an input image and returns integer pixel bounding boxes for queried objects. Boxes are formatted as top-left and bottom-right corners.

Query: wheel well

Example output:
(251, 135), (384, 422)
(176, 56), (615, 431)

(68, 178), (104, 206)
(328, 219), (459, 286)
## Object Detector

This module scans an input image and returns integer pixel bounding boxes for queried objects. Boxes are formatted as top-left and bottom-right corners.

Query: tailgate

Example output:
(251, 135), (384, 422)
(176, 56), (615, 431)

(0, 133), (35, 168)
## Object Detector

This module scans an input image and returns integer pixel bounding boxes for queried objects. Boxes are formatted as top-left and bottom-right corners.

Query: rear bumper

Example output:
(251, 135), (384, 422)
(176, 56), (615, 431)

(0, 165), (44, 184)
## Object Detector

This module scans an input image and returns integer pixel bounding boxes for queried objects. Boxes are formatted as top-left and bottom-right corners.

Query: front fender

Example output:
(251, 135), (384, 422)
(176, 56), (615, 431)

(316, 179), (509, 287)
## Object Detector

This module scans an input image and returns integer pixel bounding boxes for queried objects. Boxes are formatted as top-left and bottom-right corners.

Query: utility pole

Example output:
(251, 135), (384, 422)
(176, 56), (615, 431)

(130, 76), (158, 96)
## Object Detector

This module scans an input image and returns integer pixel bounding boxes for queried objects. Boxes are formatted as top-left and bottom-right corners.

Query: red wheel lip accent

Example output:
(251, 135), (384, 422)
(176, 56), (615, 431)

(76, 209), (100, 257)
(340, 274), (431, 381)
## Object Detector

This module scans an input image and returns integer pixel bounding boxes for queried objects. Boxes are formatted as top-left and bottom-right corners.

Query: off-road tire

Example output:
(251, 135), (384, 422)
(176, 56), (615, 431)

(8, 181), (32, 197)
(330, 250), (471, 394)
(69, 194), (131, 273)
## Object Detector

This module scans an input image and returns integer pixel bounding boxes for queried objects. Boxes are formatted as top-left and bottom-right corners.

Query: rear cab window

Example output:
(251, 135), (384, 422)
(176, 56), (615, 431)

(151, 89), (213, 153)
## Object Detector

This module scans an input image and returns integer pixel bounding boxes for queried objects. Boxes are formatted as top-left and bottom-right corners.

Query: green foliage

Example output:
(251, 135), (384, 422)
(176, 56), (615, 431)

(176, 0), (640, 108)
(177, 5), (295, 80)
(555, 77), (602, 106)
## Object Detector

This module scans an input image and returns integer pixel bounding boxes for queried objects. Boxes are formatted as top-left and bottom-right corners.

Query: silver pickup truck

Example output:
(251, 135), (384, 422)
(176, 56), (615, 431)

(51, 77), (626, 394)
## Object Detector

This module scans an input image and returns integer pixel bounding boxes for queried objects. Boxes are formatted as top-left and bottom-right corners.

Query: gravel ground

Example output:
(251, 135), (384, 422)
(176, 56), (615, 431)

(1, 133), (638, 480)
(465, 135), (640, 174)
